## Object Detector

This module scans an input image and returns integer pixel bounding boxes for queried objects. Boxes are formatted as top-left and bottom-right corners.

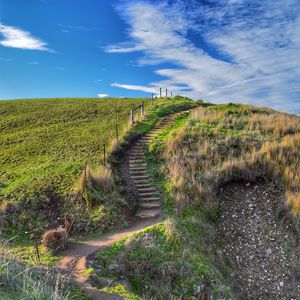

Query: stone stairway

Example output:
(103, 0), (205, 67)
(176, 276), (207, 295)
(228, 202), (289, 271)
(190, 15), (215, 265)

(128, 116), (175, 218)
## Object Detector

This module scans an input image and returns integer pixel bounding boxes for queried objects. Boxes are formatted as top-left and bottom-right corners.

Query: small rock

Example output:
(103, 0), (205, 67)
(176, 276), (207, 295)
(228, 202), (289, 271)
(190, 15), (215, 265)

(108, 263), (120, 272)
(193, 284), (204, 295)
(266, 248), (272, 257)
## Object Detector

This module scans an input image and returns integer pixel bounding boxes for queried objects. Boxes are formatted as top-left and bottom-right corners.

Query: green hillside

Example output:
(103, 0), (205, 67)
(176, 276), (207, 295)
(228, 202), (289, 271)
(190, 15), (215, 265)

(0, 97), (197, 245)
(0, 98), (143, 203)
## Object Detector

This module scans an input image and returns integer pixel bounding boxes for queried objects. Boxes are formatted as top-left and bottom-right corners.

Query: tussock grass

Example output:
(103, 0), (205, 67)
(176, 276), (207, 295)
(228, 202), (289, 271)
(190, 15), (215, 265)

(0, 241), (71, 300)
(76, 165), (115, 194)
(165, 105), (300, 227)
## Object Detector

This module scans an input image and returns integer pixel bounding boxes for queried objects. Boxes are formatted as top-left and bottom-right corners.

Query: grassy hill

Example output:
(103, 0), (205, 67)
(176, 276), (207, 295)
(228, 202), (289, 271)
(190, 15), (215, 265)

(89, 103), (300, 299)
(0, 98), (143, 204)
(0, 97), (197, 251)
(0, 96), (199, 299)
(0, 98), (147, 241)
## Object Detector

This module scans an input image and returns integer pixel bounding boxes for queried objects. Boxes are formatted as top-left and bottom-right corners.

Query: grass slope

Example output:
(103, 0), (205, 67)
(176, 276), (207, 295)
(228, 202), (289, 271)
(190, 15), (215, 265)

(0, 98), (143, 203)
(0, 97), (198, 255)
(90, 103), (300, 299)
(0, 96), (199, 300)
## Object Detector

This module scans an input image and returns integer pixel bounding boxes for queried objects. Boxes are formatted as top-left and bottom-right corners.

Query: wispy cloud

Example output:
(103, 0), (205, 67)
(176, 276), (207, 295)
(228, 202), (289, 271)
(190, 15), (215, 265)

(111, 83), (158, 94)
(57, 24), (99, 33)
(107, 0), (300, 113)
(97, 93), (108, 98)
(0, 24), (52, 51)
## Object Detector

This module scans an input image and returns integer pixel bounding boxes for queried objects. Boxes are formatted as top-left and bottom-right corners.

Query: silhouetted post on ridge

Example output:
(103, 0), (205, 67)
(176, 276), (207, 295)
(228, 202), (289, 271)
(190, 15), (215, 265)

(166, 88), (168, 98)
(171, 92), (173, 98)
(160, 88), (162, 98)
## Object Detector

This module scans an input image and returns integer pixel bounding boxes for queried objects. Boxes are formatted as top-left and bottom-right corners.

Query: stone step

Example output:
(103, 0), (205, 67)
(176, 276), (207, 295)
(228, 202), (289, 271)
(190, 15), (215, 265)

(139, 197), (161, 202)
(130, 150), (145, 154)
(136, 208), (161, 218)
(132, 145), (147, 149)
(133, 180), (151, 185)
(139, 201), (161, 209)
(131, 147), (146, 151)
(138, 191), (160, 197)
(129, 164), (147, 168)
(129, 154), (144, 159)
(129, 165), (147, 170)
(136, 187), (157, 193)
(129, 159), (144, 163)
(130, 151), (145, 156)
(131, 175), (150, 180)
(129, 170), (148, 176)
(133, 180), (153, 185)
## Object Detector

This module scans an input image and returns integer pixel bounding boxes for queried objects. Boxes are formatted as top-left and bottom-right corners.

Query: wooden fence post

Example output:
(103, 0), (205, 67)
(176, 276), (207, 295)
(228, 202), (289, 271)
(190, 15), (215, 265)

(160, 88), (162, 98)
(131, 109), (134, 126)
(115, 123), (119, 141)
(84, 163), (87, 179)
(141, 102), (144, 117)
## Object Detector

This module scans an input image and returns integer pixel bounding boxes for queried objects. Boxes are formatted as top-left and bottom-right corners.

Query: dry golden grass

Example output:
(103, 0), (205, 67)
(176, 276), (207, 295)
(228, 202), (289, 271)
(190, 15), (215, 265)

(76, 165), (115, 195)
(163, 105), (300, 222)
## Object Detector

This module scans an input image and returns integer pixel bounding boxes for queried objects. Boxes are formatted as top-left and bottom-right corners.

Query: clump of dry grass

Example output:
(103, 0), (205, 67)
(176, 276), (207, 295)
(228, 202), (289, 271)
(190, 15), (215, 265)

(0, 240), (71, 299)
(76, 165), (115, 195)
(162, 105), (300, 224)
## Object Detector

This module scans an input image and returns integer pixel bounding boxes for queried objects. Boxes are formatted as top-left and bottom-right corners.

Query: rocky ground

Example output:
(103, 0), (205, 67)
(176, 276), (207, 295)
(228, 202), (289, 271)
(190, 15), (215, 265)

(217, 180), (300, 300)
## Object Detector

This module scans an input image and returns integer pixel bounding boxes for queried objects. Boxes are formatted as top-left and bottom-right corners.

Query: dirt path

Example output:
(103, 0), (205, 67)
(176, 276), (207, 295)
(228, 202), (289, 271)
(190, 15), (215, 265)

(217, 180), (300, 300)
(55, 112), (181, 299)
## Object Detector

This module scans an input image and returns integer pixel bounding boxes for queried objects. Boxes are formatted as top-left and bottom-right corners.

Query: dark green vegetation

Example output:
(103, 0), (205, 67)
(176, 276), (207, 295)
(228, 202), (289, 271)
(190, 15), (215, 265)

(91, 103), (300, 299)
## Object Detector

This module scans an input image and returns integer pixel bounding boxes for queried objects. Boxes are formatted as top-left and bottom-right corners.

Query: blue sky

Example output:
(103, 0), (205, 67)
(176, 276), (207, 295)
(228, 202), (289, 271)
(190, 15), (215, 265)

(0, 0), (300, 113)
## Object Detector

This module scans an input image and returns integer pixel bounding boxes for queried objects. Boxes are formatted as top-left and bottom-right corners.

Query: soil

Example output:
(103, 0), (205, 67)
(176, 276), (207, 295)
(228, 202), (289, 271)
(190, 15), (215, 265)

(217, 180), (300, 300)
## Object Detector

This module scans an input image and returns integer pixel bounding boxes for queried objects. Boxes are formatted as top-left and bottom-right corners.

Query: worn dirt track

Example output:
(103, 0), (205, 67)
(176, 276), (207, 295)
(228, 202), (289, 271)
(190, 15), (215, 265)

(55, 112), (182, 299)
(218, 180), (300, 300)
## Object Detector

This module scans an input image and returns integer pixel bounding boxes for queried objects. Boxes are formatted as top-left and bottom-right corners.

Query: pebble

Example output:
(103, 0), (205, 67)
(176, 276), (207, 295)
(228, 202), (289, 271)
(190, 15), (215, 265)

(217, 182), (299, 300)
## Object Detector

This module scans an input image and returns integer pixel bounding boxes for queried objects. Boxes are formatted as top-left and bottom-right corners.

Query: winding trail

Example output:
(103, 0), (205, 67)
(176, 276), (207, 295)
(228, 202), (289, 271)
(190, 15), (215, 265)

(217, 181), (300, 300)
(55, 113), (179, 299)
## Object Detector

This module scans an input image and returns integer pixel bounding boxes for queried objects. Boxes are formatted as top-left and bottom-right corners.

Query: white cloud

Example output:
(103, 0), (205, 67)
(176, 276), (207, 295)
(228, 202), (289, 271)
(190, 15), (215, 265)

(0, 24), (51, 51)
(97, 93), (108, 98)
(107, 0), (300, 113)
(111, 83), (158, 94)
